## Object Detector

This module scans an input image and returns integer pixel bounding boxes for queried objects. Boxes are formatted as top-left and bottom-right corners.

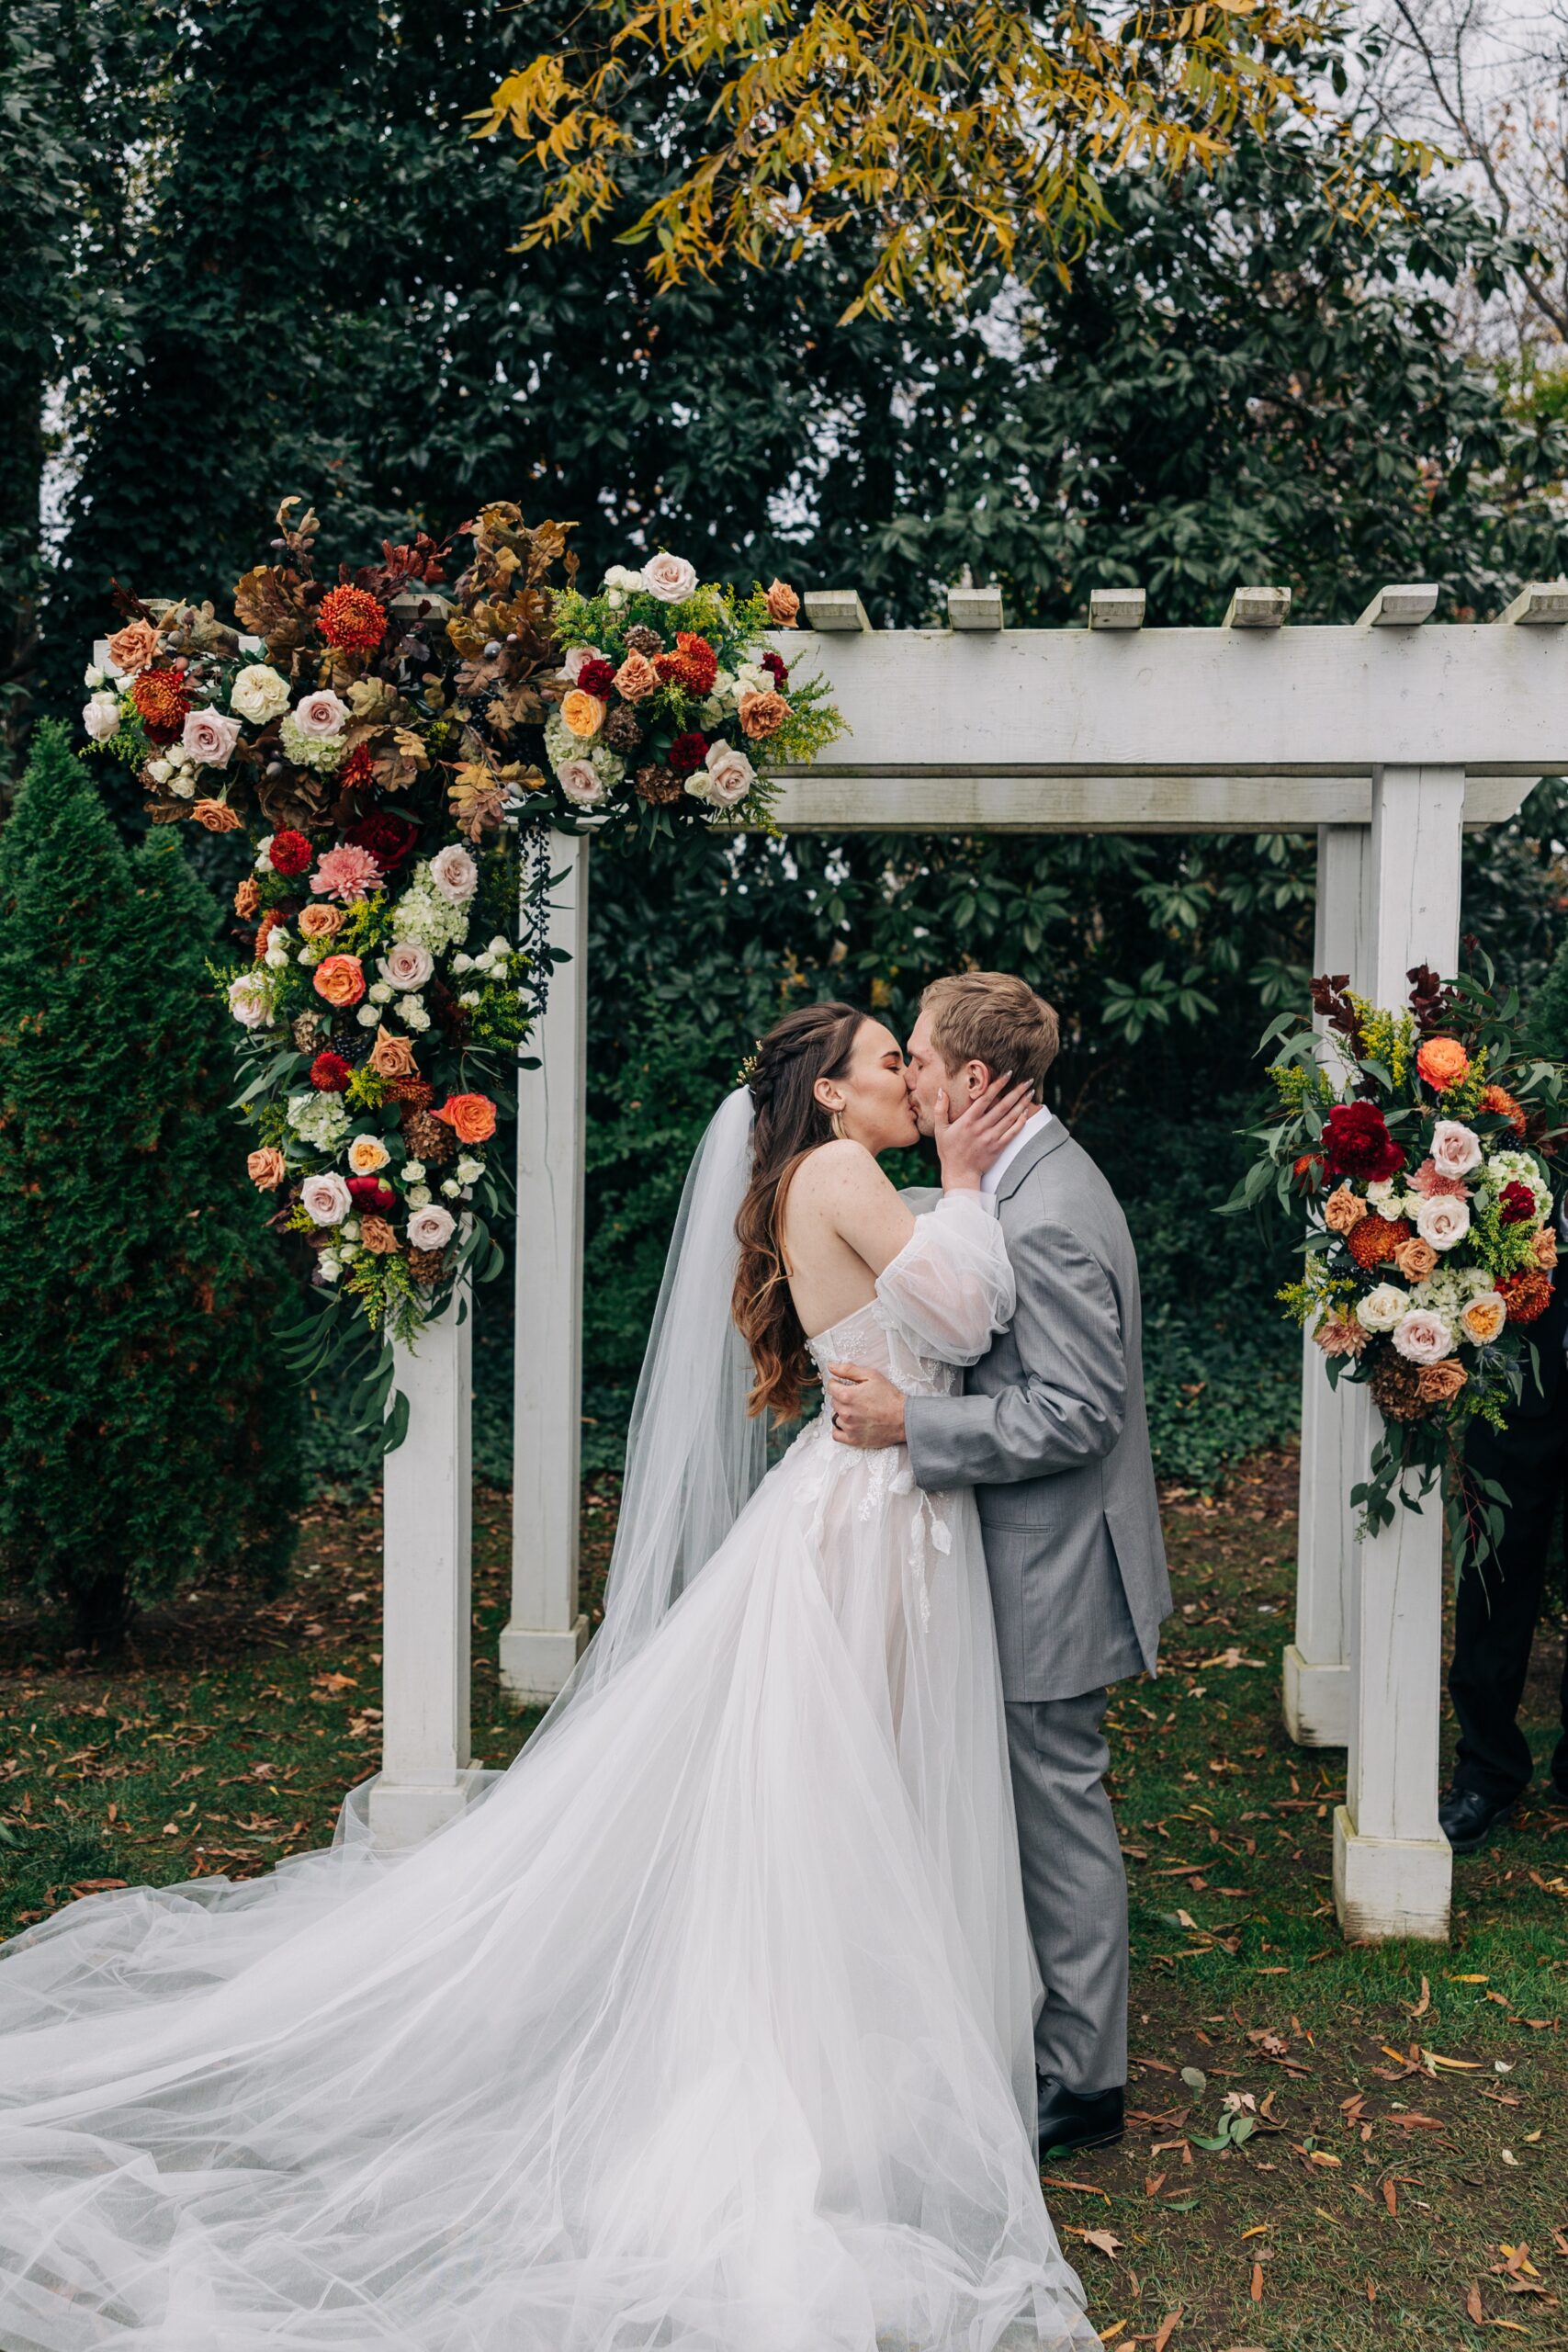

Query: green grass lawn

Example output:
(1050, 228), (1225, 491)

(2, 1447), (1566, 2347)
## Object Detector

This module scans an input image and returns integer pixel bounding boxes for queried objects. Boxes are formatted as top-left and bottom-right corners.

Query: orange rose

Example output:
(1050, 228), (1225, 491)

(358, 1215), (400, 1256)
(1416, 1035), (1469, 1091)
(107, 618), (160, 675)
(1533, 1227), (1559, 1269)
(613, 652), (659, 703)
(234, 876), (261, 919)
(368, 1026), (418, 1079)
(1479, 1082), (1527, 1137)
(1323, 1182), (1367, 1235)
(434, 1091), (497, 1145)
(312, 953), (366, 1008)
(765, 579), (800, 627)
(246, 1146), (287, 1191)
(738, 688), (790, 741)
(191, 797), (243, 833)
(1417, 1358), (1468, 1405)
(560, 689), (605, 740)
(1392, 1235), (1438, 1283)
(298, 902), (345, 942)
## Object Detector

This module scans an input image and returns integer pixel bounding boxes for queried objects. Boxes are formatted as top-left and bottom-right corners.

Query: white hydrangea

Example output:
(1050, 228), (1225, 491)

(1408, 1262), (1495, 1323)
(286, 1091), (350, 1152)
(390, 865), (468, 956)
(545, 711), (626, 791)
(278, 711), (349, 775)
(1478, 1148), (1551, 1222)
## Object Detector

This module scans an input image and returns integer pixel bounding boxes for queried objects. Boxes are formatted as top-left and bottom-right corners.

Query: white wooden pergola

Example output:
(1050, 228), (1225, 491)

(366, 579), (1568, 1944)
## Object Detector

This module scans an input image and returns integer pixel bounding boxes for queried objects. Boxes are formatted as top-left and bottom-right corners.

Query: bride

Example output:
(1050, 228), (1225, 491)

(0, 1000), (1100, 2352)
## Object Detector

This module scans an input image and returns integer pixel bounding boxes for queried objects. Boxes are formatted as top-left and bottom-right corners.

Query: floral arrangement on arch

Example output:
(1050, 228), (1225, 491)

(80, 502), (840, 1430)
(1230, 960), (1568, 1572)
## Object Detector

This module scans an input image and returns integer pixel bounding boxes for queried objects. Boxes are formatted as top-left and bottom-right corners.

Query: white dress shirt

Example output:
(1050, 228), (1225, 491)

(980, 1103), (1054, 1198)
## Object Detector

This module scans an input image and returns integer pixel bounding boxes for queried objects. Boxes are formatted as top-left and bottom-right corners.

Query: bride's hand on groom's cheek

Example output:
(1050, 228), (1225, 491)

(827, 1364), (907, 1449)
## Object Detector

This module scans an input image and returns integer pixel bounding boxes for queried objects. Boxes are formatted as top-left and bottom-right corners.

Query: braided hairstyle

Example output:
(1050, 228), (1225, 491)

(733, 1001), (868, 1420)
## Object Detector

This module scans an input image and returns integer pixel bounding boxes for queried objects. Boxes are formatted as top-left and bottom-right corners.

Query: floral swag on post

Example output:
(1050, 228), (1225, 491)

(1230, 960), (1568, 1575)
(82, 502), (841, 1442)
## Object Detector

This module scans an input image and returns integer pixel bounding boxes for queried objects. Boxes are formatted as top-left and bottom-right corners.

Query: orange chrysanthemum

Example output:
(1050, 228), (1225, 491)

(254, 910), (282, 963)
(1479, 1082), (1527, 1137)
(130, 665), (191, 742)
(1346, 1214), (1411, 1269)
(654, 631), (718, 696)
(1415, 1035), (1469, 1091)
(317, 583), (388, 653)
(1499, 1268), (1553, 1325)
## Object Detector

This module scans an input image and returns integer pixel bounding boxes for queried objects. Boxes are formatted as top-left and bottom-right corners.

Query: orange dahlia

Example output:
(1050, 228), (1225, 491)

(1346, 1214), (1410, 1268)
(1479, 1082), (1527, 1137)
(654, 631), (718, 696)
(1499, 1268), (1552, 1324)
(317, 583), (388, 653)
(130, 665), (191, 742)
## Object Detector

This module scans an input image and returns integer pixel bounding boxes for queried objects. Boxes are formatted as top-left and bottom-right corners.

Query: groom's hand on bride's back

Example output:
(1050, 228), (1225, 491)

(827, 1363), (907, 1449)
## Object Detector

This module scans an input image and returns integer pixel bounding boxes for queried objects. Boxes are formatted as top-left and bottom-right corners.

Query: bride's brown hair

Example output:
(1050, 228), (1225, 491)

(732, 1001), (867, 1421)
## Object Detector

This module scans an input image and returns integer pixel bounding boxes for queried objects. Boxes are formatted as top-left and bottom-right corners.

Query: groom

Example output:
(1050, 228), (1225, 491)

(829, 971), (1171, 2157)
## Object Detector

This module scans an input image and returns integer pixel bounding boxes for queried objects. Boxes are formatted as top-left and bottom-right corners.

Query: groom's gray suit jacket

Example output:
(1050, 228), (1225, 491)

(905, 1121), (1170, 1702)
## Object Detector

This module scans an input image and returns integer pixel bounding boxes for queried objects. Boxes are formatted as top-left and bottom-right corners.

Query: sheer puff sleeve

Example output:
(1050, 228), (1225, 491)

(874, 1191), (1016, 1366)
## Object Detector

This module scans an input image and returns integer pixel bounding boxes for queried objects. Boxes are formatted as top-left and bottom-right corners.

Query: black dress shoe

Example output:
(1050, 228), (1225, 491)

(1037, 2078), (1124, 2158)
(1438, 1785), (1516, 1854)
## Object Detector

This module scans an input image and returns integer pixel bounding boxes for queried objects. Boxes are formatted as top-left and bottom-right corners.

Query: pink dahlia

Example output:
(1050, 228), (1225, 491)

(1411, 1155), (1469, 1200)
(310, 842), (384, 905)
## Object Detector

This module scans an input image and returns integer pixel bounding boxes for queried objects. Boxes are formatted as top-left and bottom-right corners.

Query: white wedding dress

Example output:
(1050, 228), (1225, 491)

(0, 1093), (1097, 2352)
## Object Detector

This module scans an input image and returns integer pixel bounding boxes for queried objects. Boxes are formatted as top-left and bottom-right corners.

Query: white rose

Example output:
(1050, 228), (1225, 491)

(339, 1241), (360, 1261)
(562, 643), (606, 684)
(442, 1178), (462, 1198)
(180, 708), (243, 768)
(1392, 1308), (1454, 1365)
(429, 843), (479, 904)
(346, 1135), (390, 1177)
(451, 952), (473, 975)
(400, 1159), (427, 1184)
(378, 940), (434, 991)
(254, 835), (275, 871)
(603, 564), (644, 594)
(397, 997), (431, 1031)
(82, 695), (120, 741)
(456, 1156), (484, 1183)
(317, 1254), (342, 1284)
(487, 935), (508, 957)
(291, 688), (350, 740)
(147, 757), (173, 785)
(341, 1218), (361, 1241)
(84, 664), (106, 690)
(1430, 1119), (1482, 1180)
(458, 989), (481, 1008)
(169, 774), (197, 799)
(407, 1184), (433, 1208)
(1415, 1193), (1471, 1252)
(355, 1003), (379, 1027)
(264, 939), (289, 969)
(736, 661), (773, 695)
(300, 1172), (352, 1227)
(701, 740), (757, 809)
(227, 973), (275, 1030)
(1357, 1283), (1406, 1333)
(230, 662), (291, 725)
(407, 1204), (457, 1250)
(558, 758), (607, 808)
(640, 550), (699, 604)
(1365, 1178), (1396, 1209)
(369, 981), (394, 1005)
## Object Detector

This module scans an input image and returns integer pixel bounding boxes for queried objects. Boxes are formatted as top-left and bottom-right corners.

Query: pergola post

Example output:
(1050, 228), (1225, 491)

(1284, 825), (1372, 1748)
(1331, 765), (1464, 1941)
(368, 1283), (475, 1851)
(500, 830), (592, 1707)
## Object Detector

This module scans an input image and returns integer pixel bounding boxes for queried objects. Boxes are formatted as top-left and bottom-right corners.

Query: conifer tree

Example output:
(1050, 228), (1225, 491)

(0, 724), (301, 1648)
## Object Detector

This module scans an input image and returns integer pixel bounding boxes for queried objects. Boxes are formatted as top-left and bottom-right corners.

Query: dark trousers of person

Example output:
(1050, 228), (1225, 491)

(1452, 1412), (1568, 1805)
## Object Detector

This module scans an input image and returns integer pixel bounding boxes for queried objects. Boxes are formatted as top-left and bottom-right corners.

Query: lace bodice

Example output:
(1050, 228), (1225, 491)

(807, 1301), (961, 1400)
(805, 1189), (1016, 1402)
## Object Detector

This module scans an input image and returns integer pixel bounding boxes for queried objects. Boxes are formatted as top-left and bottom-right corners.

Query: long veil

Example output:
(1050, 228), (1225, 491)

(547, 1083), (767, 1715)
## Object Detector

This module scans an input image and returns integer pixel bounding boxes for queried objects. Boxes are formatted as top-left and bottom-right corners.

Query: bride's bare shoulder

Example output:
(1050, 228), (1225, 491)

(786, 1138), (896, 1206)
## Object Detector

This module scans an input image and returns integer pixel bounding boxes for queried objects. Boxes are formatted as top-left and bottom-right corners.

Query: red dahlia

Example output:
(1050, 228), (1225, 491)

(130, 666), (191, 743)
(269, 829), (313, 876)
(761, 650), (789, 688)
(668, 729), (709, 774)
(318, 583), (389, 653)
(310, 1051), (352, 1093)
(337, 743), (376, 797)
(576, 658), (617, 698)
(1323, 1100), (1405, 1184)
(346, 809), (418, 871)
(1499, 1180), (1538, 1226)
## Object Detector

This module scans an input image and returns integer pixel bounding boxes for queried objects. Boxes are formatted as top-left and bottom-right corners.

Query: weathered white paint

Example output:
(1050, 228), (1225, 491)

(1359, 583), (1437, 628)
(1327, 764), (1465, 1939)
(803, 589), (871, 632)
(766, 619), (1568, 779)
(368, 1285), (476, 1852)
(1089, 588), (1145, 631)
(501, 831), (592, 1707)
(1283, 824), (1373, 1750)
(1224, 585), (1291, 629)
(947, 585), (1004, 630)
(1500, 580), (1568, 626)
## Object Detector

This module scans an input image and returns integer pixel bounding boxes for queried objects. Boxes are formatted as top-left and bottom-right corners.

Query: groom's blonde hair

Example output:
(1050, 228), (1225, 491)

(920, 972), (1060, 1102)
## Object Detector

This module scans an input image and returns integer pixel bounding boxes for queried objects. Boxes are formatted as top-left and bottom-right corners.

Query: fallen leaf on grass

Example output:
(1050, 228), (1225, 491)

(1096, 2325), (1126, 2345)
(1152, 2312), (1183, 2352)
(1063, 2227), (1122, 2258)
(1407, 1975), (1431, 2018)
(1248, 2263), (1264, 2301)
(1467, 2283), (1485, 2324)
(1383, 2179), (1398, 2215)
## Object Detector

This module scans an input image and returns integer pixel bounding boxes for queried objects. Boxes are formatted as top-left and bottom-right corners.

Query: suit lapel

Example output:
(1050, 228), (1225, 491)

(995, 1118), (1071, 1204)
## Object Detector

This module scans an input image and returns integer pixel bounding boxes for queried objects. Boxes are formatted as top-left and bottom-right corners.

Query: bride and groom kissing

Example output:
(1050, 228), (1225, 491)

(0, 971), (1170, 2352)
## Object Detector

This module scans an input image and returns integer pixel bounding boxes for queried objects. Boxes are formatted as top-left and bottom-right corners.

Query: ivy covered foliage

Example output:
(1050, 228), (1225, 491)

(0, 726), (301, 1648)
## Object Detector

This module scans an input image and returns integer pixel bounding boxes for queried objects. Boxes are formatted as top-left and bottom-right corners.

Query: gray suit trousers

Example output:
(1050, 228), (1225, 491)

(1006, 1689), (1128, 2098)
